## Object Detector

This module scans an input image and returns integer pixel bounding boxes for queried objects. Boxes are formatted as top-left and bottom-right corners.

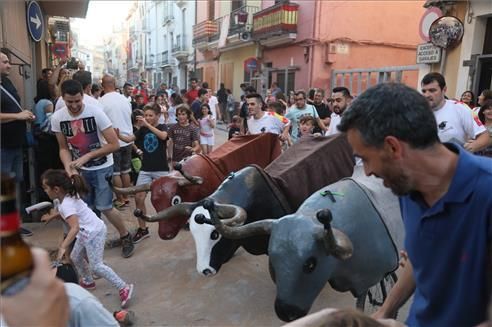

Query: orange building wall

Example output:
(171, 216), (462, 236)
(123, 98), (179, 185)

(313, 1), (425, 92)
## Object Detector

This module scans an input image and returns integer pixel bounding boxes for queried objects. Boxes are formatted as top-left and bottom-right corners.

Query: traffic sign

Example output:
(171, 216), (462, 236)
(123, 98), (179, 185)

(416, 43), (441, 64)
(419, 7), (442, 42)
(26, 1), (44, 42)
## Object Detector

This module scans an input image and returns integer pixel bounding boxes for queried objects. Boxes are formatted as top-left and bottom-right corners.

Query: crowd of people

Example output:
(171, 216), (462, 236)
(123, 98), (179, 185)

(1, 46), (492, 326)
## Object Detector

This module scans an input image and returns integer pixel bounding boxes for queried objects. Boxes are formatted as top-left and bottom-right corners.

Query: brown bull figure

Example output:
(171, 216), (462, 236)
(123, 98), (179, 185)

(113, 133), (281, 239)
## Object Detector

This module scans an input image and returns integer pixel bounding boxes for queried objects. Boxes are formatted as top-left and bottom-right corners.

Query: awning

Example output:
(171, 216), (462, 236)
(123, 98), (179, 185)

(39, 1), (89, 19)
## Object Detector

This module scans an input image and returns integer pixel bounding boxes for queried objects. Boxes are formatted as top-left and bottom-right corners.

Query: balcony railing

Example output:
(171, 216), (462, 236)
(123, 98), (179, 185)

(172, 35), (188, 53)
(145, 55), (154, 69)
(229, 5), (259, 36)
(193, 20), (218, 45)
(193, 5), (260, 45)
(156, 51), (169, 66)
(253, 2), (299, 39)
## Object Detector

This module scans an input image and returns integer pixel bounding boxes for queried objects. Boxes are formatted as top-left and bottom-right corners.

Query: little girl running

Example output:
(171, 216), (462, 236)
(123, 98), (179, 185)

(41, 169), (134, 308)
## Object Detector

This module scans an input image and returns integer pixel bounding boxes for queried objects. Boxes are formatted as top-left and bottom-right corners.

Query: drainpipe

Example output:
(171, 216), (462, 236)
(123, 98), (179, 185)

(307, 0), (318, 88)
(193, 0), (197, 77)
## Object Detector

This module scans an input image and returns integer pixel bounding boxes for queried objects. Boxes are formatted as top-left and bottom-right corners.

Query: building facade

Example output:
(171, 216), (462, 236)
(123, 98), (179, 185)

(193, 0), (425, 98)
(416, 0), (492, 99)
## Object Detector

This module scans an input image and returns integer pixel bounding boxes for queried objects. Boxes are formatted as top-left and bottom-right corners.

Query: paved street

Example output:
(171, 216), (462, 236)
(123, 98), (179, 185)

(24, 126), (410, 326)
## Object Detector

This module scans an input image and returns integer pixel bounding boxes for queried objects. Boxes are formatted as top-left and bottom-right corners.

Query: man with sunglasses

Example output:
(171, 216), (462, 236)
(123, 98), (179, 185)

(286, 90), (327, 143)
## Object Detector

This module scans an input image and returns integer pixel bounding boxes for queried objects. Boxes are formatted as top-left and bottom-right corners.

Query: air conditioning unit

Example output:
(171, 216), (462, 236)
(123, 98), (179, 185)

(244, 24), (253, 32)
(239, 32), (252, 42)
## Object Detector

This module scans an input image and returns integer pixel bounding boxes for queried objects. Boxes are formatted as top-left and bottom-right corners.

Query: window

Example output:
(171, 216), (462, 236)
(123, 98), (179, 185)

(277, 71), (296, 94)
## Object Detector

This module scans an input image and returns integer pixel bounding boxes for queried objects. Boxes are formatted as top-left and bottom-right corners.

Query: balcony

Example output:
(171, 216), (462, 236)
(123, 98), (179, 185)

(156, 51), (170, 67)
(192, 20), (218, 49)
(172, 35), (189, 61)
(253, 2), (298, 46)
(127, 58), (139, 71)
(145, 55), (154, 69)
(192, 5), (259, 51)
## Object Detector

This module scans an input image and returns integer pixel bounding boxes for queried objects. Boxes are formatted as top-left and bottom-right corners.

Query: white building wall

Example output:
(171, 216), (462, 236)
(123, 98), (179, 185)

(455, 0), (490, 97)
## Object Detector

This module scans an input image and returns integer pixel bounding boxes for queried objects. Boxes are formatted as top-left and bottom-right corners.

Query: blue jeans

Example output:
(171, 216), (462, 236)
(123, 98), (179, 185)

(81, 166), (114, 211)
(0, 148), (23, 182)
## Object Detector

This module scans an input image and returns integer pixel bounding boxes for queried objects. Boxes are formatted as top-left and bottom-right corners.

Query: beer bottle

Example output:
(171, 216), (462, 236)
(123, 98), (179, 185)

(0, 174), (33, 295)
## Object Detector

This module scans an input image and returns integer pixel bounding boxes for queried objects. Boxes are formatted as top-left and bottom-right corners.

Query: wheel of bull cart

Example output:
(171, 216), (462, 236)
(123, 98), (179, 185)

(355, 272), (398, 317)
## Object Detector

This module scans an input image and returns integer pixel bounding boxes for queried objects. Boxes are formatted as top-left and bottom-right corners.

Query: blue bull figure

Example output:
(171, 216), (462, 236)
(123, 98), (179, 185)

(204, 169), (404, 322)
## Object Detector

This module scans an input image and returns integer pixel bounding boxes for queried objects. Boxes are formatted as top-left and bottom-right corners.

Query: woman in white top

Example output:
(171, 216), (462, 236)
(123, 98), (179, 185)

(40, 169), (134, 308)
(198, 103), (216, 154)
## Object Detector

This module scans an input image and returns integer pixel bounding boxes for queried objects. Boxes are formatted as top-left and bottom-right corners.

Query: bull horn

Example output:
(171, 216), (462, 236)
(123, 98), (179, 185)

(202, 199), (247, 225)
(202, 198), (274, 239)
(134, 202), (195, 222)
(316, 209), (353, 260)
(105, 175), (151, 195)
(113, 183), (151, 195)
(174, 163), (203, 185)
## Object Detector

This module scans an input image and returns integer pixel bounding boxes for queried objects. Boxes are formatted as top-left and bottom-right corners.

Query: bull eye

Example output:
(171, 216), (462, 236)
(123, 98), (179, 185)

(303, 257), (317, 274)
(171, 195), (182, 206)
(210, 230), (219, 240)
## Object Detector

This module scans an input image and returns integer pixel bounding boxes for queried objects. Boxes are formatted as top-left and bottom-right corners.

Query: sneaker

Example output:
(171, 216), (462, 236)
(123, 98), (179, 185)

(113, 200), (128, 210)
(20, 227), (33, 237)
(113, 310), (135, 325)
(79, 279), (96, 290)
(132, 227), (150, 244)
(121, 233), (135, 258)
(119, 284), (134, 308)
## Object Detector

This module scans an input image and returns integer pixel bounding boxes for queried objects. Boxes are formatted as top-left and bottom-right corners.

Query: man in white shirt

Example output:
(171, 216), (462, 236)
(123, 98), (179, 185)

(99, 74), (134, 208)
(51, 79), (134, 258)
(246, 93), (290, 140)
(55, 71), (102, 111)
(326, 87), (352, 136)
(421, 72), (490, 152)
(207, 88), (220, 121)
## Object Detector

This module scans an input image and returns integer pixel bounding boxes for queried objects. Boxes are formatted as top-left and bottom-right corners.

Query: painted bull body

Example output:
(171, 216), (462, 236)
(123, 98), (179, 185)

(114, 133), (281, 239)
(189, 134), (355, 275)
(206, 169), (404, 321)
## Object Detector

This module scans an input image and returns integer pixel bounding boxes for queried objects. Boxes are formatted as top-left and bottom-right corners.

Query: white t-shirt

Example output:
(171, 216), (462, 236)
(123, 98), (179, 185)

(208, 96), (219, 119)
(167, 106), (177, 124)
(99, 92), (133, 147)
(434, 100), (486, 144)
(58, 196), (105, 238)
(285, 105), (319, 142)
(199, 115), (215, 137)
(51, 103), (114, 170)
(55, 94), (103, 112)
(326, 113), (342, 136)
(247, 112), (286, 135)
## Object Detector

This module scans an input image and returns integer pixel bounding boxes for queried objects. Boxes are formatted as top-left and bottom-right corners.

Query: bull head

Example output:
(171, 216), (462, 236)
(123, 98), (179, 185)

(315, 209), (353, 260)
(134, 202), (196, 222)
(174, 163), (203, 186)
(202, 198), (273, 239)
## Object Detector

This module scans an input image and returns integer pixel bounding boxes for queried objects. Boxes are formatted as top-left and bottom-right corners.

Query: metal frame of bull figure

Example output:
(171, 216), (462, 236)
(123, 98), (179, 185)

(203, 166), (404, 322)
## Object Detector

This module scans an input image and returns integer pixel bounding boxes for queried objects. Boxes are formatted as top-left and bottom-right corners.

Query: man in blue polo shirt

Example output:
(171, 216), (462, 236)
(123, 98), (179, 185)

(338, 82), (492, 326)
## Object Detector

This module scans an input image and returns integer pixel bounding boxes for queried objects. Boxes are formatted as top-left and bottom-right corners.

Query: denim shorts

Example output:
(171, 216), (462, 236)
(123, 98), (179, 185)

(136, 171), (169, 187)
(0, 148), (24, 182)
(113, 144), (132, 175)
(81, 165), (114, 211)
